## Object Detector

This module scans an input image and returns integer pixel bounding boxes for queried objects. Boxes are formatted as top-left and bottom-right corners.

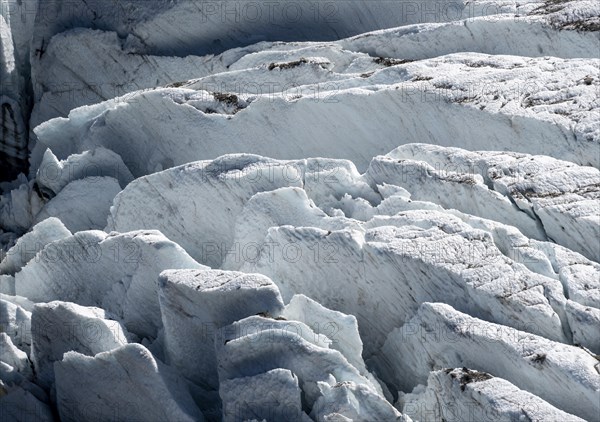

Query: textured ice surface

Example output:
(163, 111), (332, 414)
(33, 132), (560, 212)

(1, 1), (598, 419)
(15, 230), (204, 338)
(54, 344), (204, 422)
(382, 302), (600, 420)
(402, 368), (585, 422)
(30, 301), (128, 389)
(158, 269), (284, 388)
(0, 217), (70, 275)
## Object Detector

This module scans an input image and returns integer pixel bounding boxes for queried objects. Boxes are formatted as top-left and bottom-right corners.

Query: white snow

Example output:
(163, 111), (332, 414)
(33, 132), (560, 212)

(381, 302), (600, 420)
(0, 217), (70, 275)
(33, 177), (121, 233)
(15, 230), (204, 339)
(402, 368), (585, 422)
(30, 301), (128, 389)
(54, 344), (204, 422)
(220, 369), (303, 422)
(241, 210), (572, 353)
(283, 294), (367, 377)
(26, 2), (599, 136)
(312, 381), (406, 422)
(32, 54), (600, 180)
(158, 269), (284, 389)
(0, 296), (32, 353)
(216, 315), (381, 409)
(0, 332), (31, 379)
(369, 143), (600, 261)
(0, 1), (598, 419)
(35, 147), (134, 196)
(107, 155), (304, 267)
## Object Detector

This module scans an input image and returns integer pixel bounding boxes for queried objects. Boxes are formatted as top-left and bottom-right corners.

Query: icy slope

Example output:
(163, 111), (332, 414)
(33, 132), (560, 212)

(29, 0), (448, 59)
(402, 368), (586, 422)
(14, 230), (205, 338)
(367, 144), (600, 261)
(55, 344), (204, 422)
(30, 9), (600, 129)
(4, 147), (598, 419)
(1, 1), (599, 421)
(31, 53), (599, 181)
(382, 302), (600, 420)
(3, 148), (600, 419)
(3, 0), (430, 181)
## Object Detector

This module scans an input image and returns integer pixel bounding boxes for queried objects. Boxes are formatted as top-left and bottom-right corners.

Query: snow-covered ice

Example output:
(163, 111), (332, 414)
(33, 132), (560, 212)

(158, 269), (284, 389)
(0, 217), (70, 275)
(15, 230), (204, 338)
(31, 53), (600, 179)
(0, 295), (32, 353)
(30, 301), (128, 389)
(107, 155), (304, 267)
(402, 368), (585, 422)
(54, 344), (204, 422)
(381, 302), (600, 420)
(0, 0), (598, 420)
(368, 143), (600, 261)
(219, 369), (304, 422)
(33, 177), (121, 233)
(0, 332), (31, 379)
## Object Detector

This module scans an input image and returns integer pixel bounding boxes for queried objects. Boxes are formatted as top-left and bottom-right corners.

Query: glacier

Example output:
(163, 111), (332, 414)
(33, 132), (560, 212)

(0, 0), (599, 421)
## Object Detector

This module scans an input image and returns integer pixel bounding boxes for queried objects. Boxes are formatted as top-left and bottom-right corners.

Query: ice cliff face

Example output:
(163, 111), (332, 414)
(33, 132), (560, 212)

(0, 1), (599, 421)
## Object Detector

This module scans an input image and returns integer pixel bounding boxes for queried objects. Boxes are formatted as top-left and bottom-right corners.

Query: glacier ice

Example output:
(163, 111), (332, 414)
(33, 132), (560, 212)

(0, 362), (53, 422)
(0, 1), (598, 420)
(32, 54), (600, 180)
(312, 381), (405, 422)
(381, 302), (600, 420)
(158, 269), (284, 389)
(368, 143), (600, 261)
(216, 315), (381, 408)
(30, 301), (128, 389)
(0, 217), (70, 275)
(107, 155), (304, 267)
(33, 177), (122, 233)
(402, 368), (585, 422)
(0, 332), (31, 379)
(54, 344), (204, 422)
(35, 147), (134, 197)
(15, 230), (204, 338)
(0, 295), (32, 353)
(219, 369), (303, 422)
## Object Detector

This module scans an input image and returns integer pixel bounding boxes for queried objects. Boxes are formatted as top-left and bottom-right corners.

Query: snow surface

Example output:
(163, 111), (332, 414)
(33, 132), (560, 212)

(0, 217), (70, 275)
(382, 302), (600, 420)
(55, 344), (204, 422)
(402, 368), (586, 422)
(15, 230), (204, 339)
(30, 301), (128, 390)
(32, 53), (600, 178)
(368, 144), (600, 261)
(0, 0), (599, 420)
(158, 269), (284, 389)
